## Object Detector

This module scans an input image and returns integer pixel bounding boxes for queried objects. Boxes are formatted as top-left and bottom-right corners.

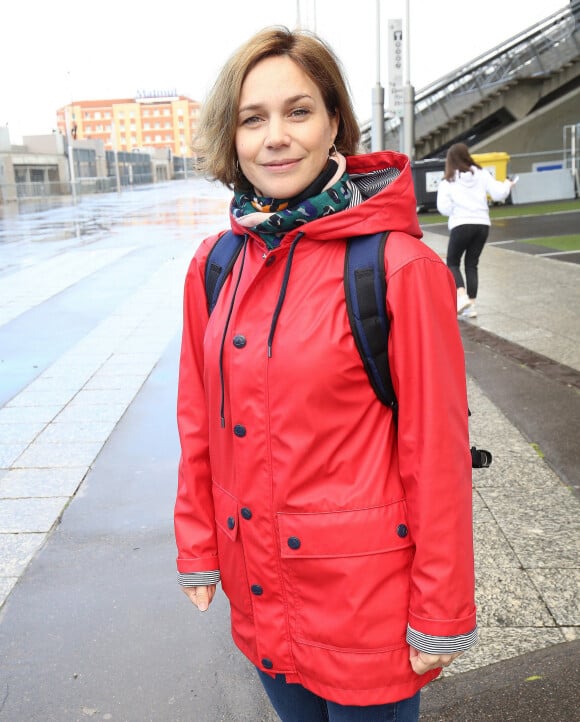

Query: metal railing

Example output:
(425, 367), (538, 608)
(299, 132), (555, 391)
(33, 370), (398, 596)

(361, 2), (580, 149)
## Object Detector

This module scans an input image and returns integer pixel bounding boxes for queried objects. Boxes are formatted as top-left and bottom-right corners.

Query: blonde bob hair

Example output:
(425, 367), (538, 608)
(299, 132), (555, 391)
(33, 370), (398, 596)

(193, 26), (361, 189)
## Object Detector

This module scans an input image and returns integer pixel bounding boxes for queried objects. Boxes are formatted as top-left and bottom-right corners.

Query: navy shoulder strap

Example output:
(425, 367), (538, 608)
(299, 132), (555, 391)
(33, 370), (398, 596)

(204, 230), (245, 314)
(344, 231), (397, 414)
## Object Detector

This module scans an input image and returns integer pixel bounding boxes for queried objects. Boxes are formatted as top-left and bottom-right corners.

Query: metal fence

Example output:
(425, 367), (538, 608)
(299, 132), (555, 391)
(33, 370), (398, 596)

(0, 175), (158, 205)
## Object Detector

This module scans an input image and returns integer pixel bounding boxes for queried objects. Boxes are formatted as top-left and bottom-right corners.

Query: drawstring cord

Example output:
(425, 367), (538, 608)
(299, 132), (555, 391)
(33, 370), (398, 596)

(267, 232), (303, 358)
(218, 235), (248, 428)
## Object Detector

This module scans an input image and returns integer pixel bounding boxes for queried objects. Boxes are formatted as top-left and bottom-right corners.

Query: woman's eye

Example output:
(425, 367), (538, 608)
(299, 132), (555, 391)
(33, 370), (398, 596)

(290, 108), (310, 118)
(241, 115), (262, 126)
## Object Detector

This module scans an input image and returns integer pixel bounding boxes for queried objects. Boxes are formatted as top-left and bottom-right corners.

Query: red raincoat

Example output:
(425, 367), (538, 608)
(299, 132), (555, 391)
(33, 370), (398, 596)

(175, 150), (476, 705)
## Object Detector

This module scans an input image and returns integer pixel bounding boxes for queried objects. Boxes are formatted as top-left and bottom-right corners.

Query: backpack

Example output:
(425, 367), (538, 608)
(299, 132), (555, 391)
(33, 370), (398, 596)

(204, 230), (492, 469)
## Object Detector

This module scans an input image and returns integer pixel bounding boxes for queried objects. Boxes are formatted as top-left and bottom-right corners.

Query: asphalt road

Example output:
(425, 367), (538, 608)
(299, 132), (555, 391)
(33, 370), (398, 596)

(424, 209), (580, 264)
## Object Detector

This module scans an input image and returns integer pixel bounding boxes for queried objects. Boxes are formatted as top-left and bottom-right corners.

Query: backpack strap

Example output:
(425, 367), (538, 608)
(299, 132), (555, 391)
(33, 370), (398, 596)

(205, 230), (245, 314)
(344, 231), (398, 417)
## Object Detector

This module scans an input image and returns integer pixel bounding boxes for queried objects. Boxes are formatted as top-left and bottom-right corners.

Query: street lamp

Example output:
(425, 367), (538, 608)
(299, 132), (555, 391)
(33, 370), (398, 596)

(182, 147), (188, 180)
(371, 0), (385, 151)
(64, 103), (77, 204)
(402, 0), (415, 160)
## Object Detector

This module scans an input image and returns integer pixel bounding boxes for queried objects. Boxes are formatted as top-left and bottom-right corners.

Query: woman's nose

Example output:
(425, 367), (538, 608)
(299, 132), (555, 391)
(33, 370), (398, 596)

(265, 118), (290, 147)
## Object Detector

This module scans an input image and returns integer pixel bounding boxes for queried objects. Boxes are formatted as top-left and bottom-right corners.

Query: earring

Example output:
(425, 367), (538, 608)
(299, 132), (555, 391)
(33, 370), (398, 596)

(329, 143), (337, 157)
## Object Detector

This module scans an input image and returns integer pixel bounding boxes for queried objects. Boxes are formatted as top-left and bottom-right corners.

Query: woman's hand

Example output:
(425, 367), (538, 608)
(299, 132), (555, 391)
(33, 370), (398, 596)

(409, 647), (462, 675)
(182, 584), (217, 612)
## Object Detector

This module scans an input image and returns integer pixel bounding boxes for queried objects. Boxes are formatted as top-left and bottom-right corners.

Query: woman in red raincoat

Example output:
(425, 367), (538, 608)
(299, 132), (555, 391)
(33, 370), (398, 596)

(175, 26), (477, 722)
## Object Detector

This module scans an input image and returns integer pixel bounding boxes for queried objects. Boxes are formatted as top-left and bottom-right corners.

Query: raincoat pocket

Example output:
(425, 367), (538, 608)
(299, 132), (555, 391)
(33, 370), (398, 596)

(213, 482), (253, 616)
(277, 500), (413, 651)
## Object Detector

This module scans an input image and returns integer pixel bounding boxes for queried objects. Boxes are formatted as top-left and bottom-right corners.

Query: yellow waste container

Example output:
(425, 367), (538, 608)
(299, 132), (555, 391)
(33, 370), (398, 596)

(471, 152), (510, 181)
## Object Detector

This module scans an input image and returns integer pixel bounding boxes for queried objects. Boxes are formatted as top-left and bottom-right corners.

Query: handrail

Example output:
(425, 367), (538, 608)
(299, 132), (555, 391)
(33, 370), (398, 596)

(360, 1), (579, 139)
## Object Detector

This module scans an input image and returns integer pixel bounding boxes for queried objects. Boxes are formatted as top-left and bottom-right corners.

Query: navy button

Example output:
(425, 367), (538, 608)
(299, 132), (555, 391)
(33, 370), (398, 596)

(396, 524), (408, 538)
(251, 584), (263, 596)
(265, 255), (276, 267)
(233, 335), (247, 348)
(227, 516), (235, 530)
(233, 424), (246, 437)
(241, 507), (253, 520)
(287, 536), (301, 550)
(262, 658), (273, 669)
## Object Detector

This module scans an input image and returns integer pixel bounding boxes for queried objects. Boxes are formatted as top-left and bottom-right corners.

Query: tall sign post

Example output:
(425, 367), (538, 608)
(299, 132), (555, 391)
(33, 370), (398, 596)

(402, 0), (415, 160)
(387, 18), (404, 121)
(371, 0), (385, 151)
(64, 104), (77, 204)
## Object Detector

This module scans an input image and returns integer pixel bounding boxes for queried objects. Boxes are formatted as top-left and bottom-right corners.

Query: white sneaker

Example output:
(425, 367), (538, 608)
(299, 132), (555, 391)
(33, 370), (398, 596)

(457, 293), (471, 314)
(461, 302), (477, 318)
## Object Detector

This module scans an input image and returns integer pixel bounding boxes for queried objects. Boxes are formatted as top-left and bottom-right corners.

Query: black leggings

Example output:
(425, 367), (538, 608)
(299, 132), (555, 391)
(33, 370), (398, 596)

(446, 223), (489, 299)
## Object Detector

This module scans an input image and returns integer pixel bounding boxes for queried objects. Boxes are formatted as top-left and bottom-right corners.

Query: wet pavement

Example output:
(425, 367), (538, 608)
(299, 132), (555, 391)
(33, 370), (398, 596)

(0, 183), (578, 721)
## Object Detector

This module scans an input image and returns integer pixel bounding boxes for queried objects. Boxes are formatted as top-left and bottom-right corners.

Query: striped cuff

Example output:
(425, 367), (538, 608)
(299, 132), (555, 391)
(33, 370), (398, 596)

(406, 624), (478, 654)
(178, 570), (221, 587)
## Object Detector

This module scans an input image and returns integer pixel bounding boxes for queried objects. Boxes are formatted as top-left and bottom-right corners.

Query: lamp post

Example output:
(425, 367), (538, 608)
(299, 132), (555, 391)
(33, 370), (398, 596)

(64, 102), (77, 204)
(402, 0), (415, 160)
(182, 147), (188, 180)
(371, 0), (385, 151)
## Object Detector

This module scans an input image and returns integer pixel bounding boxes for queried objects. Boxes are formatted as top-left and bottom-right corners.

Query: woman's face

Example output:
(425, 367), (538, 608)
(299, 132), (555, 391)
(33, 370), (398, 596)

(235, 55), (339, 199)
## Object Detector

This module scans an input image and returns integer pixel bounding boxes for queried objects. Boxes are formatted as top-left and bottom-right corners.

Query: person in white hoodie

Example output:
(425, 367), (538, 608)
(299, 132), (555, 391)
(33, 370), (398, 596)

(436, 143), (515, 318)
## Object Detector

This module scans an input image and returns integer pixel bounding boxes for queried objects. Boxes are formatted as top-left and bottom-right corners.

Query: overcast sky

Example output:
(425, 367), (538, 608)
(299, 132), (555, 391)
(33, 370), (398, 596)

(1, 0), (566, 142)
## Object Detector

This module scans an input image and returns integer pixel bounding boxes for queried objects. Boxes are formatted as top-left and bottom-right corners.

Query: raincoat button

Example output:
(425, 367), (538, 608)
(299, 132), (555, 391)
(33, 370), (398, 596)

(233, 424), (247, 437)
(287, 536), (301, 550)
(265, 255), (276, 267)
(233, 334), (247, 348)
(396, 524), (408, 538)
(251, 584), (263, 595)
(227, 516), (235, 530)
(262, 658), (273, 669)
(241, 507), (253, 520)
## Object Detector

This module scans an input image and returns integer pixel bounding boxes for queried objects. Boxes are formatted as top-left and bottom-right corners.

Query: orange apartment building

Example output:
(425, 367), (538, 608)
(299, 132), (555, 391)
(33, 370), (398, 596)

(56, 90), (201, 158)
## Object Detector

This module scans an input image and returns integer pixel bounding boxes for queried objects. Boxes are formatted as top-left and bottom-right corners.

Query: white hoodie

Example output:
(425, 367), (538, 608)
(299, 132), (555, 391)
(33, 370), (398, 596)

(436, 166), (512, 230)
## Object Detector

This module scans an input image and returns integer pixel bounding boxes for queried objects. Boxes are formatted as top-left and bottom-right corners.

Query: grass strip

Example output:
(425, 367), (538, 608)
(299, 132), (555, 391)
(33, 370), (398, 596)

(518, 234), (580, 251)
(419, 198), (580, 225)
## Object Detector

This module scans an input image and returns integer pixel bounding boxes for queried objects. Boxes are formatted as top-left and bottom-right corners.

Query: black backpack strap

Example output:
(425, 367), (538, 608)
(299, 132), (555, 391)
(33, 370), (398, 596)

(344, 231), (397, 416)
(205, 230), (245, 314)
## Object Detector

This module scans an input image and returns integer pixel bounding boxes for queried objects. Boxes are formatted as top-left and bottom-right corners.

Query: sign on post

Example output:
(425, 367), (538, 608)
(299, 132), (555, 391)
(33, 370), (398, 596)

(388, 19), (404, 117)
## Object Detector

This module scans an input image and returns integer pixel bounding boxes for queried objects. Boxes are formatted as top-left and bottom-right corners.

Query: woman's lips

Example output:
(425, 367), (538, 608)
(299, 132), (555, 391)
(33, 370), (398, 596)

(262, 159), (300, 171)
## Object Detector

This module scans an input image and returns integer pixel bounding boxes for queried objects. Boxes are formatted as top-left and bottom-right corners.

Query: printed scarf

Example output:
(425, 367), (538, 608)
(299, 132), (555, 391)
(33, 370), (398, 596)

(232, 155), (352, 249)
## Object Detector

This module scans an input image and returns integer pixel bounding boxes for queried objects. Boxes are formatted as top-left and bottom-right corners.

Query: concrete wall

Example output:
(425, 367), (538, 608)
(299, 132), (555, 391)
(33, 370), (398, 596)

(472, 87), (580, 173)
(22, 134), (66, 155)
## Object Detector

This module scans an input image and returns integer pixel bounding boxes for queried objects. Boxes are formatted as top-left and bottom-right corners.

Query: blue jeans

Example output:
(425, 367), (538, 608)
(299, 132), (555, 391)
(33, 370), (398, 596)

(257, 670), (420, 722)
